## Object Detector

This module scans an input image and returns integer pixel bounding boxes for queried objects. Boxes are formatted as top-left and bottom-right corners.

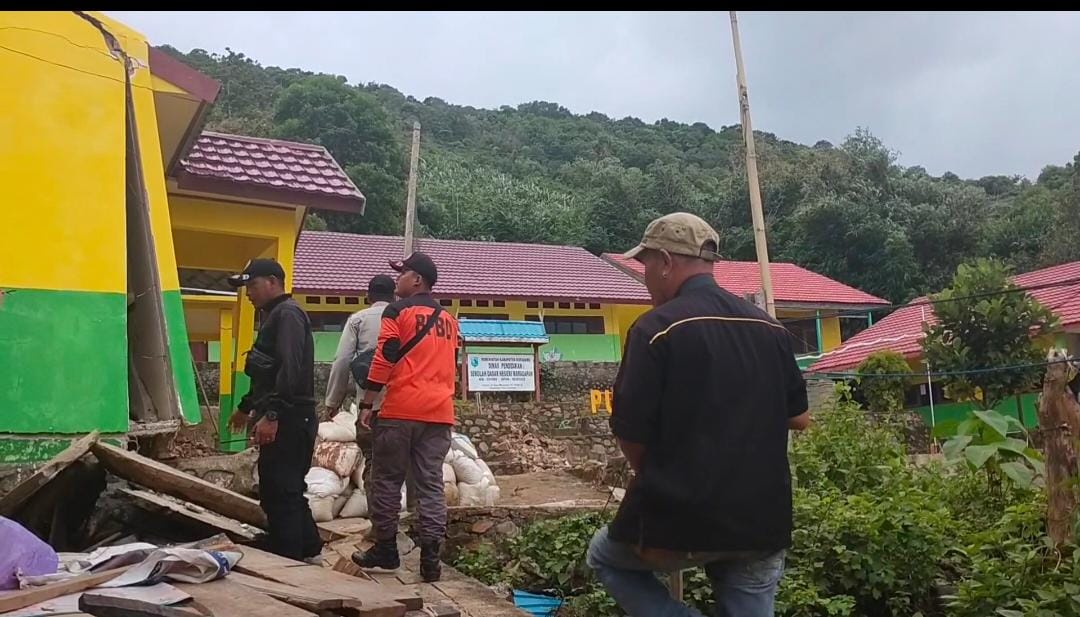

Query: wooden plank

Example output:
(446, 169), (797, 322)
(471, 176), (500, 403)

(174, 579), (314, 617)
(92, 441), (267, 528)
(0, 566), (129, 614)
(317, 517), (372, 541)
(121, 488), (261, 542)
(235, 545), (311, 574)
(78, 593), (205, 617)
(228, 571), (360, 613)
(236, 546), (421, 610)
(0, 431), (99, 517)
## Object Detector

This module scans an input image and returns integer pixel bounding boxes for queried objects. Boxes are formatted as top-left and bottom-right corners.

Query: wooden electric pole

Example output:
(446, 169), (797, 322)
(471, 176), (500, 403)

(729, 11), (776, 318)
(403, 121), (421, 257)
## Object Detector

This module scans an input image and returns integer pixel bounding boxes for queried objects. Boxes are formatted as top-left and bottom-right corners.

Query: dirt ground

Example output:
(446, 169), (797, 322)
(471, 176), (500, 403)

(495, 470), (611, 506)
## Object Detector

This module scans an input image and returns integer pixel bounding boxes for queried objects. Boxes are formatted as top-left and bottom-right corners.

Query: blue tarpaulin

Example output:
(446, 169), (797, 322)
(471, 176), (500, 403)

(512, 590), (563, 617)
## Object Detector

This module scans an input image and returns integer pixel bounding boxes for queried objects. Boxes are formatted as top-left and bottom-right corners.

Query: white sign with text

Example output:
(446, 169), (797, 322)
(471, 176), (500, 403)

(467, 353), (536, 392)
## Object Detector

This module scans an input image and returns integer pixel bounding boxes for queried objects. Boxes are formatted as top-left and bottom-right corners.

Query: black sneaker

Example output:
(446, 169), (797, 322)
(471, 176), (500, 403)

(420, 540), (442, 582)
(352, 540), (400, 570)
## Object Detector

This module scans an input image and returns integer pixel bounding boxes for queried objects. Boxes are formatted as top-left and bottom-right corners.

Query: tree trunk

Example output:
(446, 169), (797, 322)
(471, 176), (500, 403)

(1038, 352), (1080, 547)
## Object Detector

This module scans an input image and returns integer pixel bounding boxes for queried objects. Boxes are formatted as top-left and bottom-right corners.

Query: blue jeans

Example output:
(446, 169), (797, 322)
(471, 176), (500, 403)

(586, 526), (785, 617)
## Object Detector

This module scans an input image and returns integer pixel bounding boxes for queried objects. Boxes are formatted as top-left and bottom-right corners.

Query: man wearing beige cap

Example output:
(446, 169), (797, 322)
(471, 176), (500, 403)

(587, 212), (810, 617)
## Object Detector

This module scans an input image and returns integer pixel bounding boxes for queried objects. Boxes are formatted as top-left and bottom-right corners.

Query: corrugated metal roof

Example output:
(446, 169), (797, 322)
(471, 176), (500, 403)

(178, 131), (365, 208)
(294, 232), (651, 303)
(459, 319), (549, 344)
(603, 254), (888, 307)
(810, 261), (1080, 373)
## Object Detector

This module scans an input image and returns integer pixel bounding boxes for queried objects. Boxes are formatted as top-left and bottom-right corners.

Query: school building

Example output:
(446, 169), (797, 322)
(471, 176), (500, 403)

(808, 261), (1080, 429)
(603, 254), (890, 367)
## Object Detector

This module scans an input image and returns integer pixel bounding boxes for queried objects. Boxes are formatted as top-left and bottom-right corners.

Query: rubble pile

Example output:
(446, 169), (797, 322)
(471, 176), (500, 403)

(486, 419), (571, 473)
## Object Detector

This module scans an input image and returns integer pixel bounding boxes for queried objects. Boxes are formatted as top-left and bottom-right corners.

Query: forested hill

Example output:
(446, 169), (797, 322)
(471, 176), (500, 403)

(164, 46), (1080, 303)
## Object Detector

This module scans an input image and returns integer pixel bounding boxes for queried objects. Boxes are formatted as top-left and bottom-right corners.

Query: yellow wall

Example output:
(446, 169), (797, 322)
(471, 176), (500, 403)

(169, 195), (298, 286)
(297, 296), (651, 336)
(0, 11), (127, 295)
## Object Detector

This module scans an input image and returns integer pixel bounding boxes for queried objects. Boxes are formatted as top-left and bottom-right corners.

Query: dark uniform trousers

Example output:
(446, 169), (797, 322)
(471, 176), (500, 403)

(257, 409), (322, 559)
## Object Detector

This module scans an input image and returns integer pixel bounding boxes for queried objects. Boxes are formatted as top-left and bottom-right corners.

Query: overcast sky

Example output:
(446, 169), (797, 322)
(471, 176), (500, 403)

(110, 11), (1080, 179)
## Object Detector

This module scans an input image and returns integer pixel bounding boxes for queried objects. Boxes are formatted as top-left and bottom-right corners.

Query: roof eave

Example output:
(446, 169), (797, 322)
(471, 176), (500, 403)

(175, 172), (365, 214)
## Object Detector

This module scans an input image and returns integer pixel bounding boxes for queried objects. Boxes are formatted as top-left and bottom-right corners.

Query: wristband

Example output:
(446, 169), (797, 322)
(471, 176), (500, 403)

(358, 401), (374, 410)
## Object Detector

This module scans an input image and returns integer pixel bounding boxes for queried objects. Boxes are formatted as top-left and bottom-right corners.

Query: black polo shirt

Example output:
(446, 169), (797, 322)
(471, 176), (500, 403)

(609, 274), (808, 552)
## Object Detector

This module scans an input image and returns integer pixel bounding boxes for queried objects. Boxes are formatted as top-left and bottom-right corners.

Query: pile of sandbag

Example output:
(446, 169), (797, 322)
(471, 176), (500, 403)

(445, 433), (500, 507)
(306, 405), (409, 522)
(306, 406), (368, 522)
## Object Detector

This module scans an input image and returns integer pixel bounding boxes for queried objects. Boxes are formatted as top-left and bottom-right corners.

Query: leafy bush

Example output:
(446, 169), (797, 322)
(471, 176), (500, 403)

(454, 385), (1076, 617)
(944, 497), (1080, 617)
(856, 350), (913, 414)
(790, 383), (909, 495)
(935, 409), (1045, 490)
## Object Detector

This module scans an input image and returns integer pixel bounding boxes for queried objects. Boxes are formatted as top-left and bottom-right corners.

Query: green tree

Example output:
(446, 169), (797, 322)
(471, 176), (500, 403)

(272, 76), (407, 235)
(922, 259), (1057, 489)
(922, 259), (1058, 410)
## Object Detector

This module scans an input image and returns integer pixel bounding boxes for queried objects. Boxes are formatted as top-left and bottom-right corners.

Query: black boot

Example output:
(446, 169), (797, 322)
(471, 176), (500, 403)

(420, 540), (442, 582)
(352, 539), (400, 570)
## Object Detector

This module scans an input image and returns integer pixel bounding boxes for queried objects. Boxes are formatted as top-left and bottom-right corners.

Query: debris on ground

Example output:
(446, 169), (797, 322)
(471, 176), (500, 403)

(0, 430), (529, 616)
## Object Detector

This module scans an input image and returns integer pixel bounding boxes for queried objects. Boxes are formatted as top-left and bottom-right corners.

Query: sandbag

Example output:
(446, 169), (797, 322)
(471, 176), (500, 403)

(451, 456), (485, 485)
(476, 458), (496, 485)
(457, 477), (492, 506)
(313, 441), (361, 478)
(351, 456), (367, 492)
(318, 409), (357, 442)
(308, 495), (335, 522)
(444, 448), (458, 464)
(0, 516), (58, 590)
(450, 433), (479, 459)
(444, 482), (460, 507)
(442, 462), (457, 485)
(305, 467), (346, 498)
(332, 494), (348, 518)
(340, 489), (369, 518)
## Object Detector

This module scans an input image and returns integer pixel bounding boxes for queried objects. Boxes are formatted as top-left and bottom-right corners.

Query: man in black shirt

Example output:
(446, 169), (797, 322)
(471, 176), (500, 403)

(227, 258), (321, 562)
(587, 213), (811, 617)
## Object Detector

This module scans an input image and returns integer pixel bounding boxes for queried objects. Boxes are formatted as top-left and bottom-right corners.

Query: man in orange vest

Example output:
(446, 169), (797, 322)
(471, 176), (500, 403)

(351, 252), (460, 583)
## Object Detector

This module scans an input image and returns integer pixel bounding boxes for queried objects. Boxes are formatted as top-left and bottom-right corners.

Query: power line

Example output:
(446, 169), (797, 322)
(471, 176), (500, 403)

(803, 355), (1074, 381)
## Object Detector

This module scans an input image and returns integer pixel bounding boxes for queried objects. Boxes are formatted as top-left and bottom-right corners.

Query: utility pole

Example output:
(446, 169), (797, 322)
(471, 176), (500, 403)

(729, 11), (776, 318)
(403, 121), (421, 257)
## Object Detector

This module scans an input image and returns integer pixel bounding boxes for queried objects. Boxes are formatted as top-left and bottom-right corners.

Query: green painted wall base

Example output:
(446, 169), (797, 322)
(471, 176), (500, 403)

(0, 435), (123, 464)
(0, 289), (128, 434)
(914, 392), (1040, 432)
(164, 290), (200, 424)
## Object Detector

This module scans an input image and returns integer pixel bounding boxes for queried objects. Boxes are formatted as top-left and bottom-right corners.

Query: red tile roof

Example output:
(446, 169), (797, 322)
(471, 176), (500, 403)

(175, 132), (365, 213)
(294, 232), (652, 304)
(603, 254), (888, 308)
(809, 261), (1080, 373)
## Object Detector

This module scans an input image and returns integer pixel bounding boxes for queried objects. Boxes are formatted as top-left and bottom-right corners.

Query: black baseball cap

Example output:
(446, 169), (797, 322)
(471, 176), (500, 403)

(368, 274), (396, 296)
(227, 258), (286, 287)
(389, 252), (438, 287)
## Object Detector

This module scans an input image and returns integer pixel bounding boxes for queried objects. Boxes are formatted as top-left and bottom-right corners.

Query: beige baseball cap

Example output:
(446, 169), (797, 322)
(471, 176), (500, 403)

(623, 212), (720, 261)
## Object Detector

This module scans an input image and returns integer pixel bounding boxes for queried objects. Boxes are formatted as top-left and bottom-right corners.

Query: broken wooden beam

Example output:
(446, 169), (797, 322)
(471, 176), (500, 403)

(0, 566), (130, 614)
(0, 431), (99, 517)
(91, 441), (267, 528)
(78, 593), (205, 617)
(120, 487), (261, 543)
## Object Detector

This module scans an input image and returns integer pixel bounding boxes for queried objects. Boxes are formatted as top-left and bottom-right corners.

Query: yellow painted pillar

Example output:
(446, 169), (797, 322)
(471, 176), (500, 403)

(217, 308), (237, 449)
(225, 290), (257, 452)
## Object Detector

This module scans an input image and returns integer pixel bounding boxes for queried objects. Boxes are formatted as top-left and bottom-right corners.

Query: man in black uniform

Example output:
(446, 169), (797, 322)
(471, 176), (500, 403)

(227, 258), (321, 562)
(587, 213), (810, 617)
